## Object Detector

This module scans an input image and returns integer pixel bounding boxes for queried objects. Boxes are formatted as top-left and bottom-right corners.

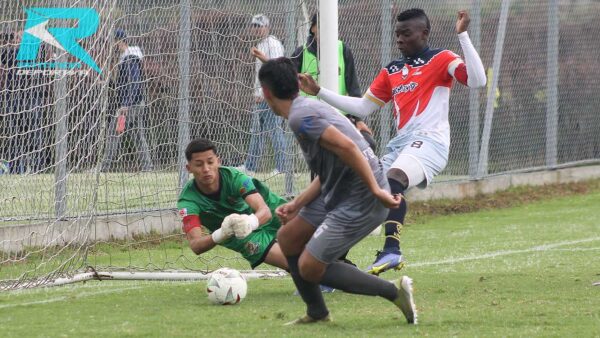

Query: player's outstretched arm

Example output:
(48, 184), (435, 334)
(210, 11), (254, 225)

(186, 227), (218, 255)
(451, 10), (486, 88)
(319, 126), (400, 208)
(244, 193), (271, 226)
(185, 216), (235, 254)
(298, 73), (380, 119)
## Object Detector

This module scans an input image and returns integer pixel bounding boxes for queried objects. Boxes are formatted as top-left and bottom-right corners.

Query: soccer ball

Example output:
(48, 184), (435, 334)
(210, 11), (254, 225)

(206, 268), (247, 305)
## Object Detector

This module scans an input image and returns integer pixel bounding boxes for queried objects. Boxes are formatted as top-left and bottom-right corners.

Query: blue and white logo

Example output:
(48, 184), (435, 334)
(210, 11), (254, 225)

(17, 7), (101, 73)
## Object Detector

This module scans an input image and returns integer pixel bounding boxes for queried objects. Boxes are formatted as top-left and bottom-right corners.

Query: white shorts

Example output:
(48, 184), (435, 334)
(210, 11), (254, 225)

(380, 132), (449, 189)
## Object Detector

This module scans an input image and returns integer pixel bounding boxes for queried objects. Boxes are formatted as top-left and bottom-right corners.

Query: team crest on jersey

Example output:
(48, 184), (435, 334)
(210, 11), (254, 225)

(401, 65), (409, 79)
(245, 241), (260, 255)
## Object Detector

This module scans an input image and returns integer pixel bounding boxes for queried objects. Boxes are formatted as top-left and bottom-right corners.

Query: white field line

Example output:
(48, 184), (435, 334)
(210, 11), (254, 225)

(411, 236), (600, 267)
(549, 247), (600, 252)
(0, 285), (145, 309)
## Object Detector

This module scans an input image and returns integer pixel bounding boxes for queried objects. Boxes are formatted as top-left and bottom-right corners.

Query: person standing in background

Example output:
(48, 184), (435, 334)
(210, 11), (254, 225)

(101, 29), (153, 172)
(238, 14), (287, 176)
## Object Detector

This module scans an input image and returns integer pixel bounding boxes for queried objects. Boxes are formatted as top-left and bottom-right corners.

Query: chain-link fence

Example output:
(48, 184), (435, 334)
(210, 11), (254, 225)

(1, 0), (599, 288)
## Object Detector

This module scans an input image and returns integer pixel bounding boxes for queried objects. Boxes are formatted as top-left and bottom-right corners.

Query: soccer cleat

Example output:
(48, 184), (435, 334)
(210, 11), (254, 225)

(366, 250), (405, 276)
(319, 284), (335, 293)
(293, 284), (335, 296)
(392, 276), (417, 324)
(284, 314), (332, 325)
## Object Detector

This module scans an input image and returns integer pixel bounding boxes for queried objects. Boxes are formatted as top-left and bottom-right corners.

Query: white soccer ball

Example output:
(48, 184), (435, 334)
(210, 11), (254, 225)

(206, 268), (247, 305)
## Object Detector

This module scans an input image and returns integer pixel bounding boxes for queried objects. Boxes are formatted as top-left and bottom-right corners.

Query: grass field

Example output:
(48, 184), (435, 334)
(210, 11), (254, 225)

(1, 185), (599, 337)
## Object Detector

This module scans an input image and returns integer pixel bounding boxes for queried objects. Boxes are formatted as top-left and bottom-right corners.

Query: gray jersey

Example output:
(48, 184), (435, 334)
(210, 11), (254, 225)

(289, 96), (385, 209)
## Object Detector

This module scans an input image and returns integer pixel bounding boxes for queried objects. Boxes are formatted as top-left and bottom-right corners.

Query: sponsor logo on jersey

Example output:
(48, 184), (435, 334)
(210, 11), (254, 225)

(392, 82), (418, 95)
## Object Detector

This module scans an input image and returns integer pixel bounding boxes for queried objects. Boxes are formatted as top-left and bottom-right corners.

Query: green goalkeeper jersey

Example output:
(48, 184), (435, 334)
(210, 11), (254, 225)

(177, 166), (286, 235)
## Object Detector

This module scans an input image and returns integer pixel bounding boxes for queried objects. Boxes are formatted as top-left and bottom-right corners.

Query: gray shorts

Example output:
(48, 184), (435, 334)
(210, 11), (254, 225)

(298, 188), (389, 264)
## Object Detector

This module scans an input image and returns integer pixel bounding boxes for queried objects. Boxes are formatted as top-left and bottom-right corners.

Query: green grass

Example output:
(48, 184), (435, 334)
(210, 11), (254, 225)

(1, 191), (600, 337)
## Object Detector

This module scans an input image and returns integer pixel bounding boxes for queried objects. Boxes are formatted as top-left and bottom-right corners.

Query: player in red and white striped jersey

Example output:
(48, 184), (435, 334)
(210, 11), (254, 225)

(299, 8), (486, 275)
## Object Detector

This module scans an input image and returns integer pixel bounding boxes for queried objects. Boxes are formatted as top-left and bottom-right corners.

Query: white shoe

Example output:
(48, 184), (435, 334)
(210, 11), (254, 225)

(392, 276), (417, 324)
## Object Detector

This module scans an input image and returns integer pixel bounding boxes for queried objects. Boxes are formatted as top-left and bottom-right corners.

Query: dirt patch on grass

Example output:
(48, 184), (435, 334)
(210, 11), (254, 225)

(407, 178), (600, 225)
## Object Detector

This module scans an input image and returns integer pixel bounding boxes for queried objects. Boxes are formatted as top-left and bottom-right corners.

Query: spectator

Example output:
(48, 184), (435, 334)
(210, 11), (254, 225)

(291, 13), (376, 151)
(1, 31), (48, 174)
(237, 14), (287, 176)
(101, 29), (153, 172)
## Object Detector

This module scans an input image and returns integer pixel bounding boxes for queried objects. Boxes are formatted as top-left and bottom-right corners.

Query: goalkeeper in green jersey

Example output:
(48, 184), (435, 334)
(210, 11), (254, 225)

(177, 138), (289, 270)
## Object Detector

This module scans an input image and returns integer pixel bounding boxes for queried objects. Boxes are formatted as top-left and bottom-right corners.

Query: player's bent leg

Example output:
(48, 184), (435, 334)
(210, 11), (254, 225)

(276, 216), (315, 256)
(296, 251), (335, 294)
(264, 242), (334, 293)
(287, 254), (329, 321)
(263, 243), (288, 270)
(279, 216), (329, 320)
(367, 178), (407, 275)
(298, 250), (327, 283)
(320, 260), (397, 299)
(368, 154), (427, 275)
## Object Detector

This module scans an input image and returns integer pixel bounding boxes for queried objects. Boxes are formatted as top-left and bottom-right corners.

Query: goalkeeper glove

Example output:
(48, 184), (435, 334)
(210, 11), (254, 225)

(211, 215), (236, 243)
(232, 214), (259, 239)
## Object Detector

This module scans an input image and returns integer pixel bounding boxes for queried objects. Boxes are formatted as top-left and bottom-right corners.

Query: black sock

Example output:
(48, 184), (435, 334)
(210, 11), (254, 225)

(286, 255), (329, 319)
(383, 179), (407, 252)
(320, 261), (397, 301)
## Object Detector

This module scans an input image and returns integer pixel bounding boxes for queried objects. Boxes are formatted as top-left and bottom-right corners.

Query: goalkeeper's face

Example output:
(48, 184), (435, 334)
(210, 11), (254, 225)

(186, 150), (221, 187)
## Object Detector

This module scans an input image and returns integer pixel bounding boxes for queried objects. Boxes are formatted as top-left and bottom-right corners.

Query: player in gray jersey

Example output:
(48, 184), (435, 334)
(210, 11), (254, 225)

(258, 57), (417, 325)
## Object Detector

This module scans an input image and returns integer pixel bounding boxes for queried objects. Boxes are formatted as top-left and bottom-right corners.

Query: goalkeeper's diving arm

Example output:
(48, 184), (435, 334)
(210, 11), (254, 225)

(243, 192), (272, 226)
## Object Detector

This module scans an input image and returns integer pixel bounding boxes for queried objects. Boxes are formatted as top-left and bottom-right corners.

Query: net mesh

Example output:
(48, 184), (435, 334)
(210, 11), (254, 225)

(1, 0), (599, 289)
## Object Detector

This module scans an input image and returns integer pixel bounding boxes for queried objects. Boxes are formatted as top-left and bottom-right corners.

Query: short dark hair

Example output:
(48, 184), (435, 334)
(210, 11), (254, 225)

(258, 57), (299, 100)
(310, 13), (318, 33)
(185, 138), (217, 161)
(397, 8), (431, 31)
(114, 29), (127, 42)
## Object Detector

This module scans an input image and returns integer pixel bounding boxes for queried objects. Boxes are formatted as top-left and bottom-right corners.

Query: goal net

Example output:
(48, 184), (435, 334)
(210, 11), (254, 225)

(2, 0), (599, 290)
(0, 0), (314, 290)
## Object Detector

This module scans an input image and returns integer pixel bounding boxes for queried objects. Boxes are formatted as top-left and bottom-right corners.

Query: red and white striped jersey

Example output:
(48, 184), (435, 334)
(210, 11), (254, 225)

(366, 47), (464, 146)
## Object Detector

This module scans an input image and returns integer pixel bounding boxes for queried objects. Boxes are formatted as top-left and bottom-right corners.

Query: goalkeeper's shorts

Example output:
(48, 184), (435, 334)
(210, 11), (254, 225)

(222, 220), (279, 269)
